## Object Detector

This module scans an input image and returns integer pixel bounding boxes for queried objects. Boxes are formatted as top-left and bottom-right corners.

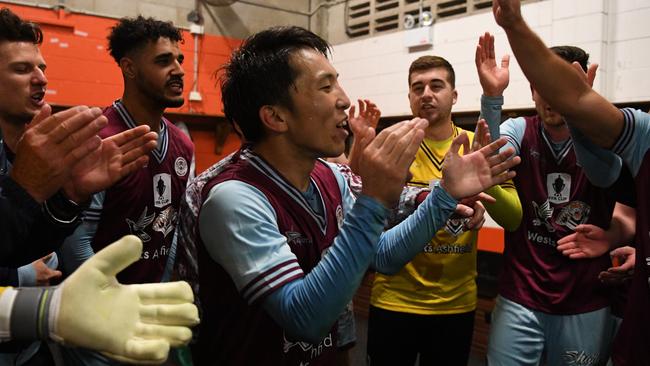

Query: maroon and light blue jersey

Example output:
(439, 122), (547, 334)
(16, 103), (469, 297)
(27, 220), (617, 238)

(499, 115), (614, 314)
(90, 100), (194, 284)
(593, 108), (650, 366)
(192, 149), (343, 365)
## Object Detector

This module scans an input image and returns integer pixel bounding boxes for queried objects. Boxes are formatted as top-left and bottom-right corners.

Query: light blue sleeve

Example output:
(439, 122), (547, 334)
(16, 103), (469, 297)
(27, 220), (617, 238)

(611, 108), (650, 178)
(17, 253), (58, 286)
(199, 179), (388, 343)
(480, 95), (525, 155)
(57, 192), (104, 276)
(569, 123), (623, 188)
(373, 182), (457, 274)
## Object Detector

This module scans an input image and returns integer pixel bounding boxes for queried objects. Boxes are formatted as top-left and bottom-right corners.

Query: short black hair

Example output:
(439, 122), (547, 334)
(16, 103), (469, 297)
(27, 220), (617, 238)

(550, 45), (589, 72)
(408, 55), (455, 88)
(0, 8), (43, 44)
(220, 26), (331, 144)
(107, 16), (183, 64)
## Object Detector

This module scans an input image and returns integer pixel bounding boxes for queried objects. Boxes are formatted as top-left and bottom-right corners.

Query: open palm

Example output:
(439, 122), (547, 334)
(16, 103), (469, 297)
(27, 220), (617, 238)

(441, 133), (519, 199)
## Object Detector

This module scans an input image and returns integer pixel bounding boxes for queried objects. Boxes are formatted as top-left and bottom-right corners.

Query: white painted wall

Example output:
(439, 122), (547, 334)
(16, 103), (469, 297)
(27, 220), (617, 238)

(331, 0), (650, 117)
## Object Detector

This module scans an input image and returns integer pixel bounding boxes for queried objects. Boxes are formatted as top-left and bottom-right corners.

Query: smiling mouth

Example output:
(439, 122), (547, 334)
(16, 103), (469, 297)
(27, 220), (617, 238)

(336, 119), (348, 129)
(167, 81), (184, 92)
(30, 91), (45, 104)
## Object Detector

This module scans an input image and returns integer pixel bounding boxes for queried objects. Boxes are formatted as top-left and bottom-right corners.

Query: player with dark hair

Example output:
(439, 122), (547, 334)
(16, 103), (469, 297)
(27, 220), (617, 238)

(476, 32), (622, 365)
(491, 1), (650, 363)
(57, 15), (193, 365)
(0, 8), (155, 265)
(174, 25), (519, 365)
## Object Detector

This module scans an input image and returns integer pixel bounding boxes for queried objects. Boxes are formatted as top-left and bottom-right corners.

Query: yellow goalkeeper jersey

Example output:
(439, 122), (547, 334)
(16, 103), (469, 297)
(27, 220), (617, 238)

(371, 125), (479, 314)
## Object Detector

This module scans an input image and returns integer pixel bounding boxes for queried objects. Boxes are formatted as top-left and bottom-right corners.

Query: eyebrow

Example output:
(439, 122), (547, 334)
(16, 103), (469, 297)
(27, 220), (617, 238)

(154, 52), (183, 61)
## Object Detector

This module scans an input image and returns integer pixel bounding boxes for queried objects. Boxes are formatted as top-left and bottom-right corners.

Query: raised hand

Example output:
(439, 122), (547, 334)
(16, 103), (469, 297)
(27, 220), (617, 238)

(63, 126), (158, 202)
(598, 246), (635, 285)
(348, 99), (381, 174)
(54, 235), (199, 364)
(556, 224), (612, 259)
(492, 0), (524, 30)
(10, 104), (108, 203)
(570, 61), (599, 88)
(475, 32), (510, 96)
(440, 133), (519, 199)
(471, 119), (491, 151)
(357, 118), (427, 207)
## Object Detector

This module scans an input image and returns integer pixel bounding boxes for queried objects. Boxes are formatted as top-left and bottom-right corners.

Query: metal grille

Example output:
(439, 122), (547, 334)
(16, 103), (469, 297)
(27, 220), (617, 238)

(345, 0), (532, 39)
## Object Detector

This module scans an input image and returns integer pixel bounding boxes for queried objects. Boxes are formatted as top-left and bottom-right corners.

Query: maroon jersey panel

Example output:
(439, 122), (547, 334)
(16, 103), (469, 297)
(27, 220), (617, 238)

(612, 150), (650, 366)
(91, 103), (194, 284)
(193, 150), (342, 366)
(499, 116), (614, 314)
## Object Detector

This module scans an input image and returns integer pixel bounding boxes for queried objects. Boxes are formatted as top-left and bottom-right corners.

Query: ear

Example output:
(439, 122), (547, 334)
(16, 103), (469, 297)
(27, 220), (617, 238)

(119, 57), (136, 79)
(259, 105), (288, 133)
(452, 89), (458, 105)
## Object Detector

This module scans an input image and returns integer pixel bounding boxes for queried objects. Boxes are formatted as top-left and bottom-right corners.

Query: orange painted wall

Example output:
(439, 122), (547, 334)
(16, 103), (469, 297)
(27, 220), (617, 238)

(4, 3), (241, 116)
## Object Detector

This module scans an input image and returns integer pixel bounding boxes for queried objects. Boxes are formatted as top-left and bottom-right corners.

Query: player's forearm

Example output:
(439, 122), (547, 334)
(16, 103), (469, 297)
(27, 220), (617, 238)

(373, 183), (457, 274)
(264, 195), (387, 343)
(607, 203), (636, 246)
(503, 19), (620, 148)
(484, 184), (522, 231)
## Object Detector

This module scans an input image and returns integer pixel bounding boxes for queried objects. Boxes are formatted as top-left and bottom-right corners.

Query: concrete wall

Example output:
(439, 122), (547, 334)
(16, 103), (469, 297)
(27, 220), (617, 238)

(330, 0), (650, 117)
(1, 0), (324, 38)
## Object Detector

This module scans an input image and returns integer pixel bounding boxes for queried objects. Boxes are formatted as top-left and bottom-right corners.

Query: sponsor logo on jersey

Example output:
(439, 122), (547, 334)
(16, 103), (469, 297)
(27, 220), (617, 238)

(556, 201), (590, 230)
(283, 332), (333, 360)
(126, 206), (155, 242)
(531, 199), (555, 232)
(285, 231), (312, 246)
(153, 173), (172, 208)
(152, 206), (178, 237)
(562, 350), (600, 365)
(547, 173), (571, 204)
(175, 157), (188, 177)
(444, 214), (470, 236)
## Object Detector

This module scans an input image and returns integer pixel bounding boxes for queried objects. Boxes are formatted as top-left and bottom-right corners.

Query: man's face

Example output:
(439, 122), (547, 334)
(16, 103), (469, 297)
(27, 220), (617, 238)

(408, 67), (457, 125)
(0, 41), (47, 125)
(129, 37), (185, 108)
(532, 87), (564, 127)
(280, 48), (351, 158)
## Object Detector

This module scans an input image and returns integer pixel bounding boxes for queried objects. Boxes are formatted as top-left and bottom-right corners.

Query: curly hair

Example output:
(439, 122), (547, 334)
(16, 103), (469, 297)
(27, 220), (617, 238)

(107, 16), (183, 64)
(0, 8), (43, 44)
(220, 26), (330, 144)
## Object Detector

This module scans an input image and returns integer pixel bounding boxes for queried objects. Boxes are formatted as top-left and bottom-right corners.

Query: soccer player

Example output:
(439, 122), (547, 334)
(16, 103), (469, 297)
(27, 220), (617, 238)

(492, 1), (650, 363)
(365, 55), (521, 366)
(0, 7), (156, 266)
(59, 16), (194, 283)
(476, 32), (623, 365)
(175, 25), (519, 365)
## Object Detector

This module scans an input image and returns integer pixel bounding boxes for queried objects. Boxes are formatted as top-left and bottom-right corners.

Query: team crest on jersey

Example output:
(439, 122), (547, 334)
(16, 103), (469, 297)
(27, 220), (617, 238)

(285, 231), (312, 246)
(556, 201), (590, 230)
(336, 205), (343, 228)
(174, 157), (188, 177)
(547, 173), (571, 204)
(152, 206), (178, 237)
(444, 214), (469, 237)
(153, 173), (172, 208)
(532, 199), (555, 232)
(126, 206), (155, 242)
